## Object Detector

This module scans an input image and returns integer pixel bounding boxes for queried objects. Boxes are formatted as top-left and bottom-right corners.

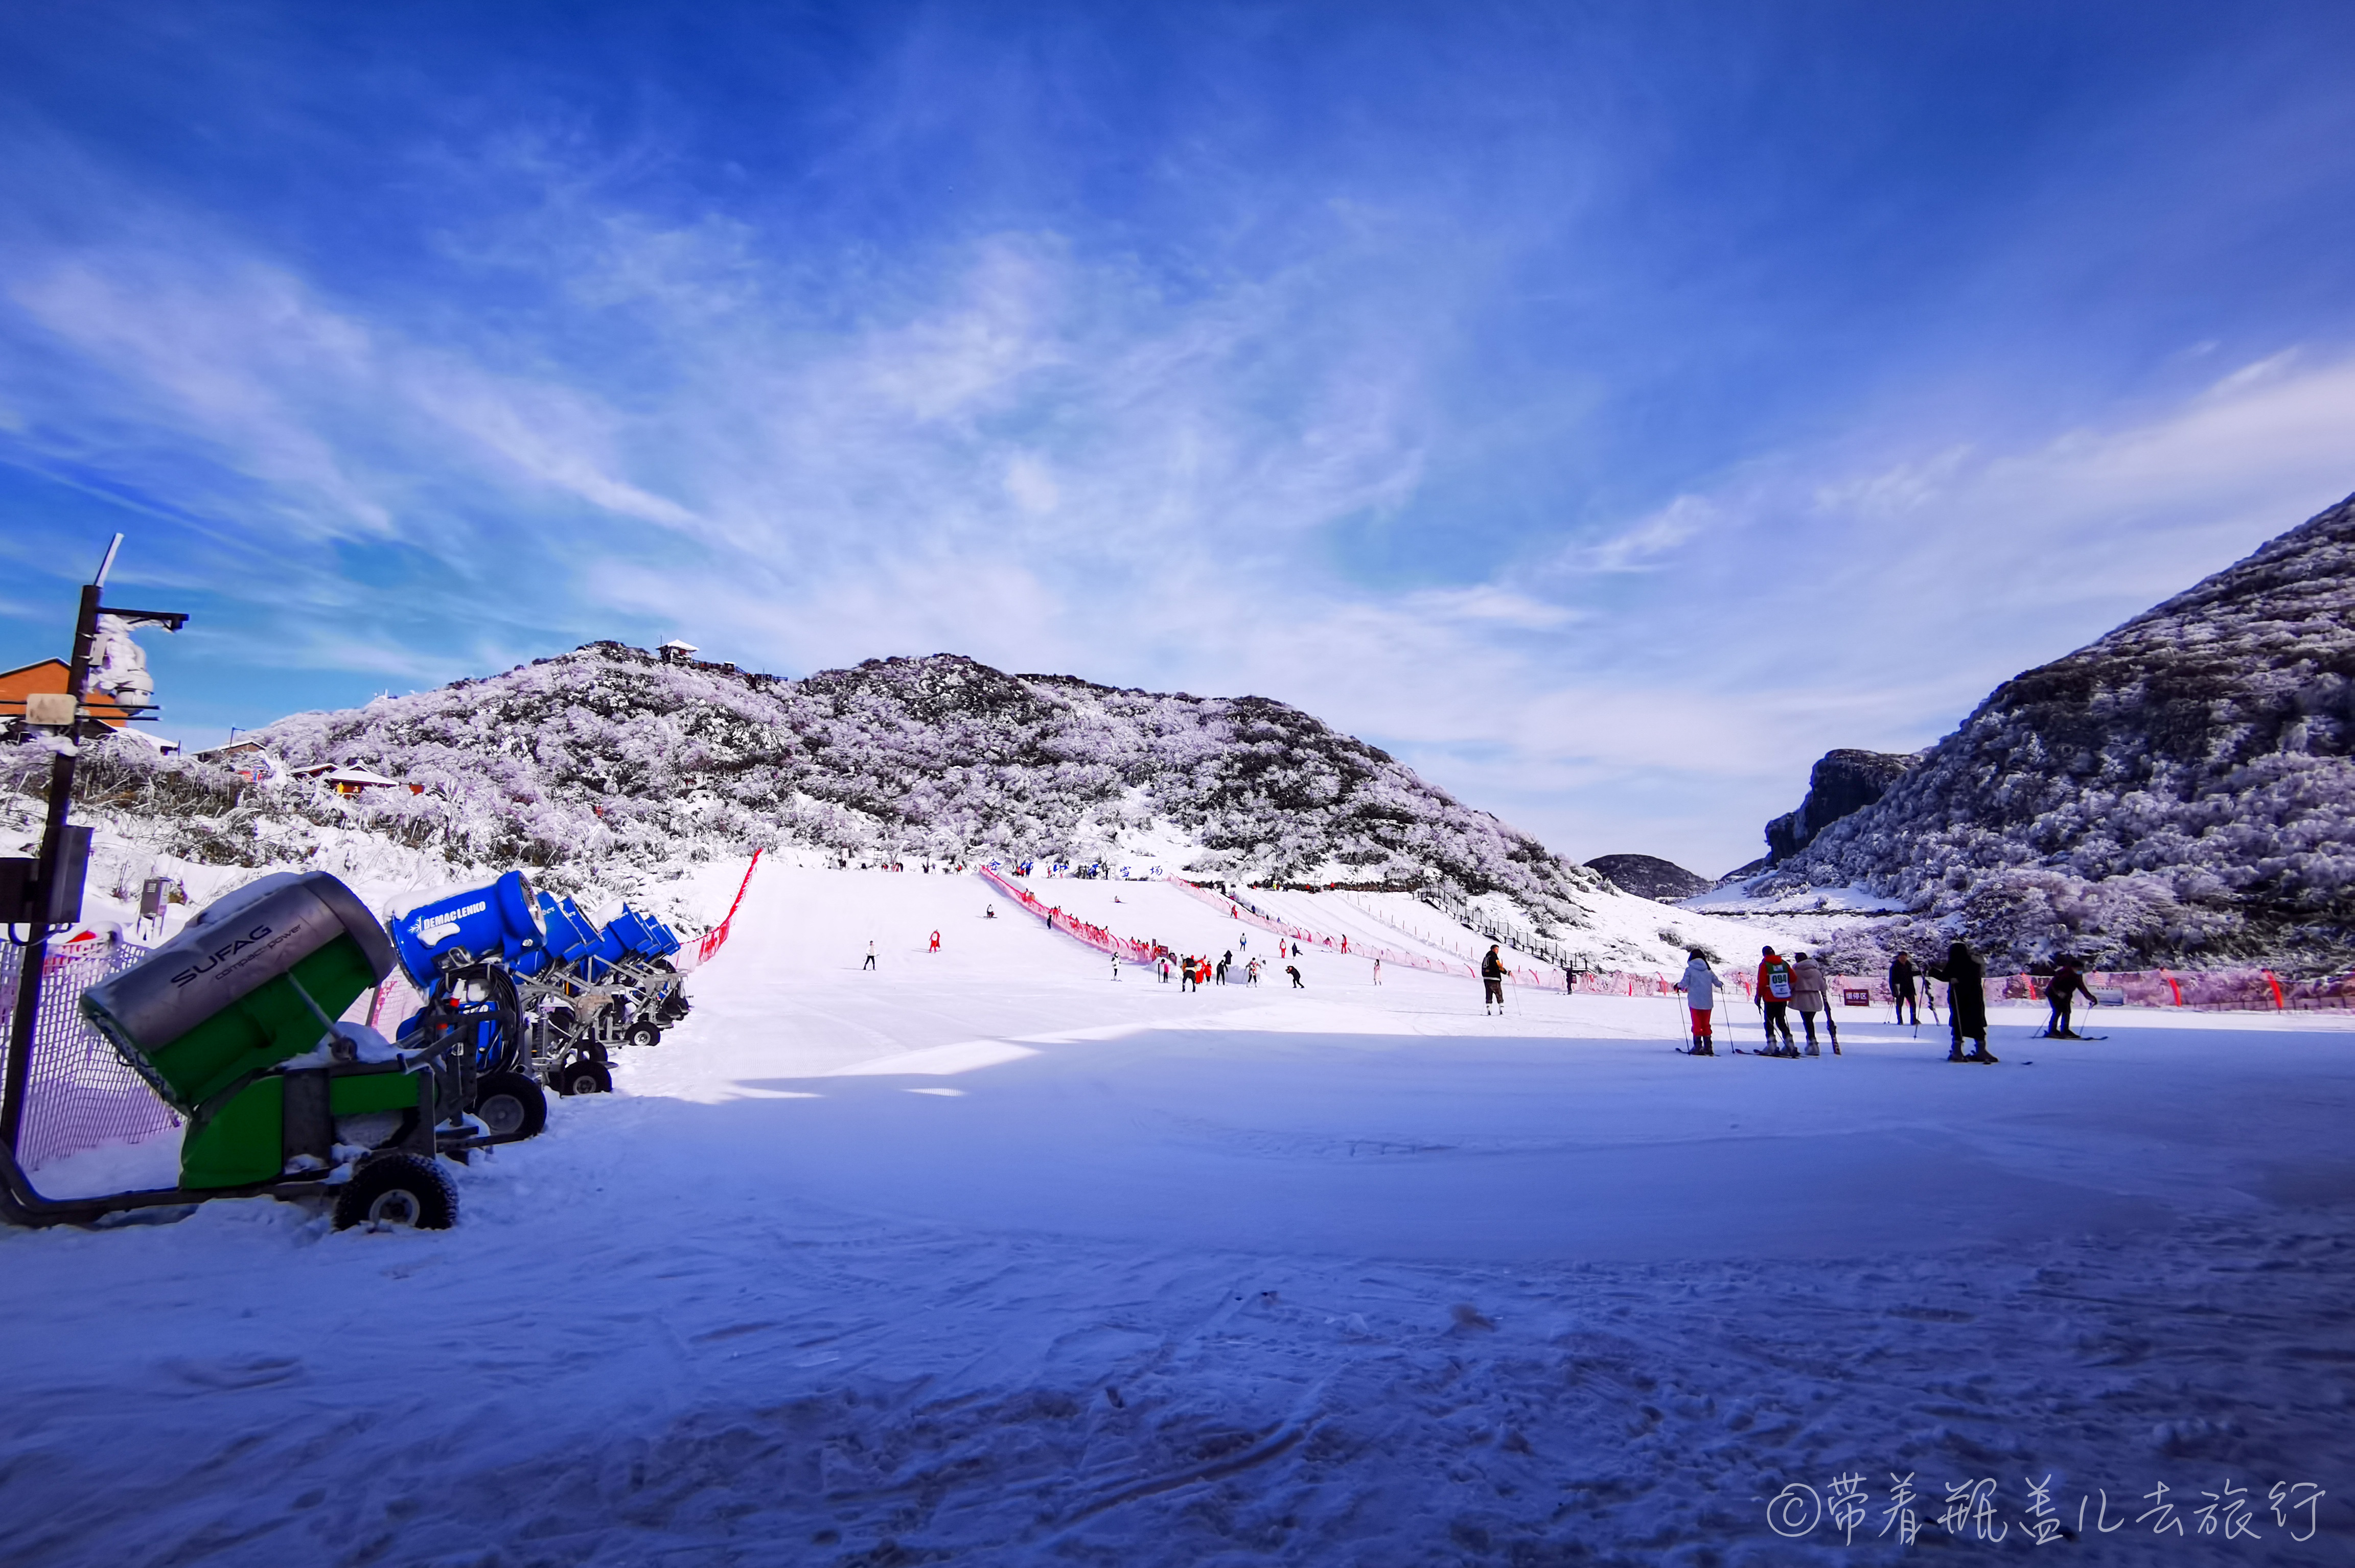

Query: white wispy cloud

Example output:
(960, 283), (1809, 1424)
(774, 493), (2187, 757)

(4, 132), (2352, 875)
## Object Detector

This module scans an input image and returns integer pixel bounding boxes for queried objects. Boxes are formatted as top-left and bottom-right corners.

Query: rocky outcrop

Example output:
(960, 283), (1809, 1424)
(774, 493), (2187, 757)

(1763, 750), (1918, 863)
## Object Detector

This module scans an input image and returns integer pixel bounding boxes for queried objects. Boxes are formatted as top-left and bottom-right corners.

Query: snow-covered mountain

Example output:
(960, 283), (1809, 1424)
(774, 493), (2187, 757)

(1584, 854), (1712, 902)
(107, 643), (1624, 940)
(1727, 489), (2355, 970)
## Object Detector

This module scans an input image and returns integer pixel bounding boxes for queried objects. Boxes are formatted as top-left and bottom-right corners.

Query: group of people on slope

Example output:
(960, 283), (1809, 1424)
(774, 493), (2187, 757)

(1672, 946), (1841, 1057)
(1154, 948), (1286, 989)
(1672, 937), (2056, 1062)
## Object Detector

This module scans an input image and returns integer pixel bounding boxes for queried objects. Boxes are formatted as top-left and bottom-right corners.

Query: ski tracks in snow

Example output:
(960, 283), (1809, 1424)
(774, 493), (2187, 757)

(8, 1203), (2350, 1565)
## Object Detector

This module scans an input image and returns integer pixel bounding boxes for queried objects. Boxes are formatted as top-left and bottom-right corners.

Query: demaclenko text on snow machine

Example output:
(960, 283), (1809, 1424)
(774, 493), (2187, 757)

(385, 869), (559, 1143)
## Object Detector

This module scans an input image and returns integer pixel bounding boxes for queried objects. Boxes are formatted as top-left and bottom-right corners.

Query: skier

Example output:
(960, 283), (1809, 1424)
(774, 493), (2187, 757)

(1218, 950), (1233, 985)
(1753, 946), (1797, 1055)
(1111, 952), (1121, 982)
(1673, 949), (1720, 1055)
(1789, 951), (1839, 1056)
(929, 930), (941, 953)
(1286, 964), (1304, 989)
(1246, 957), (1260, 985)
(1372, 957), (1382, 986)
(985, 904), (996, 919)
(1160, 956), (1171, 984)
(1888, 950), (1919, 1026)
(1564, 967), (1578, 995)
(1925, 940), (1996, 1062)
(1181, 958), (1196, 993)
(2044, 957), (2098, 1038)
(863, 941), (877, 972)
(1481, 944), (1507, 1014)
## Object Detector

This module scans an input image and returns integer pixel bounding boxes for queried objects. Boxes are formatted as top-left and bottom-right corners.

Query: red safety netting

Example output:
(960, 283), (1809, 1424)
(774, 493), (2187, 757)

(682, 847), (764, 972)
(1168, 879), (1587, 988)
(2, 934), (181, 1174)
(1167, 885), (2355, 1015)
(977, 865), (1158, 963)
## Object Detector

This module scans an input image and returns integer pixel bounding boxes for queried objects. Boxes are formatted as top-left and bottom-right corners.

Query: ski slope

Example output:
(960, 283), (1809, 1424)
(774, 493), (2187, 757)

(3, 865), (2351, 1565)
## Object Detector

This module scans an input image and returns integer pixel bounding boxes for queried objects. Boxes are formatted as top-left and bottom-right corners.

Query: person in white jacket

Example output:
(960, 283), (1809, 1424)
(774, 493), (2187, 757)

(1673, 950), (1722, 1055)
(1789, 951), (1840, 1056)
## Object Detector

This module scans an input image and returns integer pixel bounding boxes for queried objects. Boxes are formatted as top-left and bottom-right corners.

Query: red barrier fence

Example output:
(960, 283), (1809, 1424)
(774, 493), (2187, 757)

(1170, 882), (2355, 1014)
(683, 847), (764, 971)
(978, 865), (1157, 963)
(1169, 878), (1525, 983)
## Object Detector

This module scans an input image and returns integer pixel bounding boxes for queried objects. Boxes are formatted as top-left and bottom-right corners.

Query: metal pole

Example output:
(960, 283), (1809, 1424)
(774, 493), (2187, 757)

(0, 570), (104, 1156)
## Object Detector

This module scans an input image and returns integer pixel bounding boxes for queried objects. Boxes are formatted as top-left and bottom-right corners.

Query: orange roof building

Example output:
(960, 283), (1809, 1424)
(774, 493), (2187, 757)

(0, 658), (137, 728)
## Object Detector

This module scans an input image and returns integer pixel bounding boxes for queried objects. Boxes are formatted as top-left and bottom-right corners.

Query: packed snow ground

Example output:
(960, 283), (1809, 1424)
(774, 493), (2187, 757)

(3, 868), (2352, 1566)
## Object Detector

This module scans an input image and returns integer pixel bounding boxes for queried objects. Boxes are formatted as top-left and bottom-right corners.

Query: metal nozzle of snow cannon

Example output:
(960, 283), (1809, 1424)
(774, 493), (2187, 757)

(549, 896), (629, 981)
(533, 891), (602, 966)
(607, 905), (682, 960)
(386, 870), (545, 988)
(79, 871), (398, 1114)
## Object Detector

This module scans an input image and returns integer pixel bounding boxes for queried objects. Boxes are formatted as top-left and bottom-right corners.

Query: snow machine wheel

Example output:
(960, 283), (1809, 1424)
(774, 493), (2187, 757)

(473, 1071), (548, 1139)
(626, 1022), (661, 1049)
(333, 1154), (458, 1231)
(557, 1058), (612, 1096)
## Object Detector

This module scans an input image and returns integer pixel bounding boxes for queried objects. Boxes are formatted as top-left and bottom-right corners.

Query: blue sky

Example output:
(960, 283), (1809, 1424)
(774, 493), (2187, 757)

(5, 2), (2354, 873)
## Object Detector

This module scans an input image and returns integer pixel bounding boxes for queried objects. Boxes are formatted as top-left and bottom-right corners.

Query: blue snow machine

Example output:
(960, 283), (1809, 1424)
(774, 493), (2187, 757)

(501, 896), (693, 1097)
(3, 871), (511, 1230)
(386, 871), (557, 1143)
(606, 903), (693, 1029)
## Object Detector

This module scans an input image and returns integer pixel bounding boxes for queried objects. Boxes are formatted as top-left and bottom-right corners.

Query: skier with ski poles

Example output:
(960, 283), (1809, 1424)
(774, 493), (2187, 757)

(2043, 956), (2098, 1038)
(1925, 939), (1996, 1062)
(1889, 950), (1920, 1026)
(1481, 944), (1508, 1014)
(1673, 949), (1722, 1055)
(1789, 951), (1840, 1056)
(1753, 947), (1799, 1055)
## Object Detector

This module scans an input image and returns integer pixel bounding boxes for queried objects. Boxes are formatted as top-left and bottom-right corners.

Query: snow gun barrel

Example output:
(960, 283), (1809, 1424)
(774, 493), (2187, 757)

(532, 892), (603, 967)
(607, 905), (681, 960)
(387, 871), (545, 987)
(79, 871), (398, 1112)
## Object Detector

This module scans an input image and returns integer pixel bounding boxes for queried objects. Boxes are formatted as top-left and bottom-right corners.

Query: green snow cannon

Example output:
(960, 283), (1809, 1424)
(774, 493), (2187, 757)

(80, 872), (449, 1210)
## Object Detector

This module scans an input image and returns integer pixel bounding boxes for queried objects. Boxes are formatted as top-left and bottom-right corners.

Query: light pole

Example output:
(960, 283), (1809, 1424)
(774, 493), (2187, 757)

(1, 535), (189, 1159)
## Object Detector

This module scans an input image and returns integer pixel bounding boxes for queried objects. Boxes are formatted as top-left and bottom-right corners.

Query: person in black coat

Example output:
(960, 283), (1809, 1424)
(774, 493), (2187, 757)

(1888, 951), (1920, 1026)
(1925, 940), (1995, 1062)
(1481, 945), (1507, 1014)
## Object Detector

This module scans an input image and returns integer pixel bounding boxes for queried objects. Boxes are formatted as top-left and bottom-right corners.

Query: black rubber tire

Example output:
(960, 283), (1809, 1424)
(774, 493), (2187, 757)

(555, 1057), (612, 1096)
(472, 1070), (548, 1139)
(626, 1022), (660, 1049)
(333, 1154), (458, 1231)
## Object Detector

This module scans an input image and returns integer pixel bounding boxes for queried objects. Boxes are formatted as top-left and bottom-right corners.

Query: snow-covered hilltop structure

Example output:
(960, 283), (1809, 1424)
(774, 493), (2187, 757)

(1724, 489), (2355, 970)
(235, 644), (1612, 935)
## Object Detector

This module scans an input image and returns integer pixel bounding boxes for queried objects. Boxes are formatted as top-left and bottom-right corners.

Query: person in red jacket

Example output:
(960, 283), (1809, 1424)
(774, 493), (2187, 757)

(1754, 946), (1798, 1055)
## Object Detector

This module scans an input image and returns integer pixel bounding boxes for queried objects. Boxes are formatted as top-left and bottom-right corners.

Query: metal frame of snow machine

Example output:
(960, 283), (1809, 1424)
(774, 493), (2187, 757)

(502, 895), (691, 1097)
(1, 870), (547, 1232)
